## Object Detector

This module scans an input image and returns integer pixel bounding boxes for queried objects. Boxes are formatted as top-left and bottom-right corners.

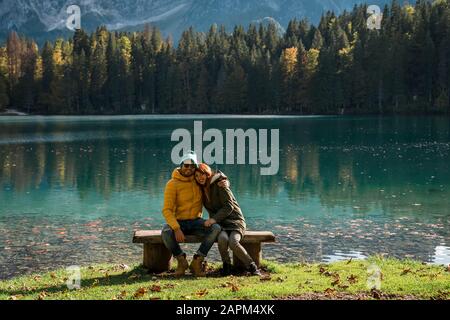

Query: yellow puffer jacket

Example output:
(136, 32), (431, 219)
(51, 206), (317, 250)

(162, 168), (203, 230)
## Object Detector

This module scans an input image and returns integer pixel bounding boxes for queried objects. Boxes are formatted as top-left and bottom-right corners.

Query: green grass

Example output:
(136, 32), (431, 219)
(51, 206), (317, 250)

(1, 256), (449, 300)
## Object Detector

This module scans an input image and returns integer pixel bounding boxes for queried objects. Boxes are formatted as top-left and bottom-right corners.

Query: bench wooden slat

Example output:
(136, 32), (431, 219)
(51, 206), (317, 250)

(133, 230), (275, 244)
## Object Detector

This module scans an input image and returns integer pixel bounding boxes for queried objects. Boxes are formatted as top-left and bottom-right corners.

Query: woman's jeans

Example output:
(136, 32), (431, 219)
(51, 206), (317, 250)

(218, 230), (253, 268)
(161, 218), (221, 258)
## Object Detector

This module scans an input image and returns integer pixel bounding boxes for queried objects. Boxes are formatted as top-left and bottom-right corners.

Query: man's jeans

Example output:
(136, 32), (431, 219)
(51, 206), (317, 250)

(161, 218), (222, 258)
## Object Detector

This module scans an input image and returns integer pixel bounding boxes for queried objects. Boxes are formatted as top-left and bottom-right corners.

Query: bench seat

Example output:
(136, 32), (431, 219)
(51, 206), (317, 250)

(133, 230), (276, 273)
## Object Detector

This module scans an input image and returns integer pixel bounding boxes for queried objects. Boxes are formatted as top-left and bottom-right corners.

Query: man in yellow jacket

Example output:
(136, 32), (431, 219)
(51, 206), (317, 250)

(161, 151), (222, 277)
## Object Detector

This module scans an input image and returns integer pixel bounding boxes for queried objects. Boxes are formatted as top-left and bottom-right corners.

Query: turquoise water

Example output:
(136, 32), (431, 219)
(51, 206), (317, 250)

(0, 115), (449, 279)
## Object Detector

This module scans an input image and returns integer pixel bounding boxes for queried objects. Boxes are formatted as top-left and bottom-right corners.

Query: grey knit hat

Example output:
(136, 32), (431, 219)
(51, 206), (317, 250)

(180, 151), (199, 168)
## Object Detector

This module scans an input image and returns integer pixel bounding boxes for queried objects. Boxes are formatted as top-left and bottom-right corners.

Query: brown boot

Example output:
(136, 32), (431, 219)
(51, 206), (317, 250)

(174, 253), (189, 277)
(189, 254), (206, 277)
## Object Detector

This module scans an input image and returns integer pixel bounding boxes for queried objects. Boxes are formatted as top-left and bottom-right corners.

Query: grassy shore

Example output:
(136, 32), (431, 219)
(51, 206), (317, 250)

(1, 256), (449, 300)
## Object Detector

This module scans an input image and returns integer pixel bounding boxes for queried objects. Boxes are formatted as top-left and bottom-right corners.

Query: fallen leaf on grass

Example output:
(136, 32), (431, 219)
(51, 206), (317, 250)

(331, 278), (340, 286)
(9, 295), (23, 300)
(202, 261), (215, 273)
(150, 285), (162, 292)
(50, 272), (57, 279)
(133, 287), (148, 299)
(91, 279), (100, 287)
(33, 275), (41, 281)
(196, 289), (208, 297)
(231, 284), (239, 292)
(347, 274), (358, 284)
(163, 284), (175, 289)
(275, 276), (285, 282)
(20, 285), (33, 292)
(115, 291), (127, 300)
(220, 281), (240, 292)
(37, 291), (48, 300)
(401, 268), (411, 276)
(324, 288), (336, 295)
(322, 270), (340, 278)
(128, 273), (141, 280)
(370, 288), (382, 299)
(260, 275), (272, 281)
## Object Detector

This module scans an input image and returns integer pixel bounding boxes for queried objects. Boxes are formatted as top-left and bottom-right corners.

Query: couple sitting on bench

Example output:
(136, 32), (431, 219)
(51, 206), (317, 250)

(161, 151), (261, 277)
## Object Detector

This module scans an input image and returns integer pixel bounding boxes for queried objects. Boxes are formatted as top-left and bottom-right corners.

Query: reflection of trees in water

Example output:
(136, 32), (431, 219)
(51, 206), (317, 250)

(1, 130), (450, 213)
(1, 117), (450, 215)
(0, 138), (171, 199)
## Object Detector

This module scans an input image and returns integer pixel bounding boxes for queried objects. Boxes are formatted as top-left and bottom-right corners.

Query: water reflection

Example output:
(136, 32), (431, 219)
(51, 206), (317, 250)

(0, 116), (449, 279)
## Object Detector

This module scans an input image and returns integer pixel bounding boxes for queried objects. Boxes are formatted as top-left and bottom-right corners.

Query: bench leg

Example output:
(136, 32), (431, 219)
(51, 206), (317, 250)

(233, 243), (262, 270)
(143, 243), (172, 273)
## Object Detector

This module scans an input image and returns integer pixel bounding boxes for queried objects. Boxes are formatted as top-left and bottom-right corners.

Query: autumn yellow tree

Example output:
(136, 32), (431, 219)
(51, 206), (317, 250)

(280, 47), (298, 78)
(279, 47), (298, 111)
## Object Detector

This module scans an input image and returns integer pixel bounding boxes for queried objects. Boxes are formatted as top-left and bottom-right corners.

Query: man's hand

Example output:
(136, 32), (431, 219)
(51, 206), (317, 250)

(218, 180), (230, 188)
(174, 229), (185, 243)
(204, 218), (217, 227)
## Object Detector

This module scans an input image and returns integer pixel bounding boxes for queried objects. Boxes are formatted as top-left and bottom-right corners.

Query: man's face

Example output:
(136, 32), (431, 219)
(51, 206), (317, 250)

(180, 162), (196, 177)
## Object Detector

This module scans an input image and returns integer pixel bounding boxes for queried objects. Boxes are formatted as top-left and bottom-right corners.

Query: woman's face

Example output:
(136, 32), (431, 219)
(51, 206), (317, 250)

(195, 170), (207, 185)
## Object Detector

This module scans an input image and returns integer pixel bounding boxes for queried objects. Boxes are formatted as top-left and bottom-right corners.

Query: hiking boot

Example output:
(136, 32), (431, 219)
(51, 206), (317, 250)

(249, 262), (262, 276)
(221, 262), (233, 276)
(174, 253), (189, 277)
(189, 254), (206, 277)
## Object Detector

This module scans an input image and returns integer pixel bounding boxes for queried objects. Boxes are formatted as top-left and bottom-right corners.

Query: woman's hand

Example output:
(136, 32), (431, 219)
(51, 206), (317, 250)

(204, 218), (217, 227)
(217, 180), (229, 188)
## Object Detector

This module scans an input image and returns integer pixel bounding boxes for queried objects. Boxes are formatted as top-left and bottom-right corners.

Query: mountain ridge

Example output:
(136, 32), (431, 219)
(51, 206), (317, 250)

(0, 0), (391, 44)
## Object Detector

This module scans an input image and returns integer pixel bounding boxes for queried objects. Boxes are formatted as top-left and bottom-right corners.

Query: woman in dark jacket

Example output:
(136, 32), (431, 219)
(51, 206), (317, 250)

(195, 163), (261, 276)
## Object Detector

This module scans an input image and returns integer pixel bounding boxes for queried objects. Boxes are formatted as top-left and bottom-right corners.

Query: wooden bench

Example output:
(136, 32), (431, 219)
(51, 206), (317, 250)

(133, 230), (276, 273)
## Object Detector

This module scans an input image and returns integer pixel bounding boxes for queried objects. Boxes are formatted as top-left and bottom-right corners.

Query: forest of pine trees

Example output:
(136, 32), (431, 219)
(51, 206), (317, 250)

(0, 0), (450, 115)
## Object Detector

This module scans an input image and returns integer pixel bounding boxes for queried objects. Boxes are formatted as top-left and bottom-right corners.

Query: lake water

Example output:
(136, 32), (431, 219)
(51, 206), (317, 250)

(1, 115), (449, 279)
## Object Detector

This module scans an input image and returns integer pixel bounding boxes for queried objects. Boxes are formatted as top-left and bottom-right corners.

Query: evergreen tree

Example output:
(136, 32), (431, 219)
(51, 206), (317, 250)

(16, 40), (38, 113)
(38, 41), (54, 113)
(105, 32), (120, 113)
(2, 0), (450, 115)
(90, 38), (107, 112)
(311, 28), (324, 50)
(0, 47), (9, 110)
